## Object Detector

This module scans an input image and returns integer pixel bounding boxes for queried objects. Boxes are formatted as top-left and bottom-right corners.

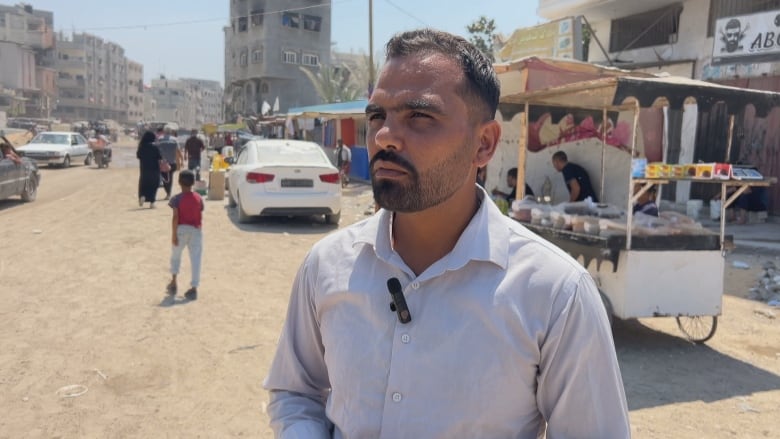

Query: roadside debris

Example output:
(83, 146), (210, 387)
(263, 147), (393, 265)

(749, 261), (780, 304)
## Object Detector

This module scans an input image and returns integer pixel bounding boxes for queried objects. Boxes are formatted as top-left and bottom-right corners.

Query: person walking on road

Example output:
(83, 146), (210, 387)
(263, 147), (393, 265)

(264, 28), (629, 438)
(335, 138), (351, 187)
(136, 131), (162, 208)
(156, 127), (183, 200)
(184, 129), (206, 181)
(166, 169), (204, 301)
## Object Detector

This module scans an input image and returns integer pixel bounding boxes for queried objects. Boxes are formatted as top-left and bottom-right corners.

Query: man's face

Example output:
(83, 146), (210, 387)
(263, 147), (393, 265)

(506, 175), (516, 187)
(552, 158), (564, 172)
(725, 22), (741, 52)
(366, 53), (481, 212)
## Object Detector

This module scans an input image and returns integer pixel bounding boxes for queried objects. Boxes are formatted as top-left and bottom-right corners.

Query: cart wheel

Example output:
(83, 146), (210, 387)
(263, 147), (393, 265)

(598, 289), (614, 327)
(676, 316), (717, 343)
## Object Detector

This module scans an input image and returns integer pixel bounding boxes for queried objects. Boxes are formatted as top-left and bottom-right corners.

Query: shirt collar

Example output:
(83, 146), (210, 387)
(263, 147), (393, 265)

(354, 186), (510, 273)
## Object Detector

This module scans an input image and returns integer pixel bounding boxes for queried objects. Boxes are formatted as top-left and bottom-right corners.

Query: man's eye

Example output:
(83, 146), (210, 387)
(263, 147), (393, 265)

(410, 112), (430, 118)
(368, 113), (385, 121)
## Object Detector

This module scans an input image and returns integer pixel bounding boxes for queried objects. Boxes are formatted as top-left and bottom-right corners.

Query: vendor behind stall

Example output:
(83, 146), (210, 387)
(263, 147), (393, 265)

(633, 184), (659, 217)
(552, 151), (598, 202)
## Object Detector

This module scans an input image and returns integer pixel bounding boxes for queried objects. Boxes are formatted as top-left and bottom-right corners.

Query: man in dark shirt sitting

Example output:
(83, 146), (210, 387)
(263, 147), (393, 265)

(552, 151), (598, 202)
(492, 167), (534, 203)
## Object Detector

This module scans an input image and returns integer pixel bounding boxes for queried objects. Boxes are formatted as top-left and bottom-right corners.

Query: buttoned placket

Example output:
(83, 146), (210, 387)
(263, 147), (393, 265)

(378, 278), (420, 438)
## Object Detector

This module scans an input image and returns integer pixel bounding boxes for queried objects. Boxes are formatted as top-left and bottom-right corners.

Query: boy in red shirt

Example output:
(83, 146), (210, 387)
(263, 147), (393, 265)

(166, 170), (204, 300)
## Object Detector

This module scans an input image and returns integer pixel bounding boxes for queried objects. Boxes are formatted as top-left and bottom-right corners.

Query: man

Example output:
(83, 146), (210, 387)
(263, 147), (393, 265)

(335, 138), (351, 186)
(156, 127), (183, 200)
(552, 151), (599, 202)
(264, 29), (629, 438)
(184, 129), (206, 181)
(492, 167), (534, 203)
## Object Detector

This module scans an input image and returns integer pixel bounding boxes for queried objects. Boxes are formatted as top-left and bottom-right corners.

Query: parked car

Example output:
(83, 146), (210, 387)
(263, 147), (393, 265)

(16, 132), (91, 168)
(227, 139), (342, 224)
(0, 147), (40, 202)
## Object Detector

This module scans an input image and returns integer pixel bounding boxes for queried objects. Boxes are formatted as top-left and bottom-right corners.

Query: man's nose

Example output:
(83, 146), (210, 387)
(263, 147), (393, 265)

(373, 116), (403, 152)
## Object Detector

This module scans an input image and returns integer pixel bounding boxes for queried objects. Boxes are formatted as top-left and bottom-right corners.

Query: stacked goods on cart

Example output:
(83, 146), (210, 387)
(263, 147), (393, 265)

(641, 161), (763, 181)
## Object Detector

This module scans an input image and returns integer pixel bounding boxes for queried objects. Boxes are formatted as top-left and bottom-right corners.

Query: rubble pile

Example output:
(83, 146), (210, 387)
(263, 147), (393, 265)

(749, 261), (780, 305)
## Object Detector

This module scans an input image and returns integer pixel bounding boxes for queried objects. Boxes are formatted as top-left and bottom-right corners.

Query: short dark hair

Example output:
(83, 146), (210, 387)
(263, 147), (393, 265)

(179, 169), (195, 187)
(507, 168), (518, 179)
(384, 28), (500, 121)
(552, 151), (568, 162)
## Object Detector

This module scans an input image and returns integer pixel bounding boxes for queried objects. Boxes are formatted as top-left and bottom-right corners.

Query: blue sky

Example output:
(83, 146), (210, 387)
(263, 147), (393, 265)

(28, 0), (544, 85)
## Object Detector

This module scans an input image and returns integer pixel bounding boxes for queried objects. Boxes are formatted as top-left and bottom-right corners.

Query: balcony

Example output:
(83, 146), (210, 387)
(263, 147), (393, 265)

(538, 0), (681, 21)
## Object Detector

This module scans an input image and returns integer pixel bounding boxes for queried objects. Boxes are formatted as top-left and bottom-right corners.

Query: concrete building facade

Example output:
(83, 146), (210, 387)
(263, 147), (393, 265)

(180, 78), (224, 125)
(0, 3), (55, 118)
(127, 60), (144, 124)
(224, 0), (332, 119)
(147, 77), (224, 130)
(54, 32), (137, 123)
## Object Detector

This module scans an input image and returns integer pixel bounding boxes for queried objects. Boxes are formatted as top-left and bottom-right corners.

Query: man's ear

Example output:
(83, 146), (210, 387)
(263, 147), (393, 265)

(474, 119), (501, 168)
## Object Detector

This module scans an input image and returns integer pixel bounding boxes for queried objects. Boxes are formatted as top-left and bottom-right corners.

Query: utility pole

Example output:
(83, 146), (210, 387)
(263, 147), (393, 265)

(368, 0), (374, 97)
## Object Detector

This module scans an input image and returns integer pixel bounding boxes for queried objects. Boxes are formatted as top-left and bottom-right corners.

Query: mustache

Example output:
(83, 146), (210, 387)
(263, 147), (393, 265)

(369, 150), (416, 174)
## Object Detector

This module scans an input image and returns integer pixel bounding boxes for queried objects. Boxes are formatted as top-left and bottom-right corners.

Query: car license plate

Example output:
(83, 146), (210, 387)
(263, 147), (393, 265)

(281, 178), (313, 188)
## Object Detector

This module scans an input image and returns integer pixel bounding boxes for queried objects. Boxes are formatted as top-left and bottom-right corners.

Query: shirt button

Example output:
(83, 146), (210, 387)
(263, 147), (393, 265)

(412, 282), (420, 289)
(392, 392), (402, 403)
(401, 334), (410, 344)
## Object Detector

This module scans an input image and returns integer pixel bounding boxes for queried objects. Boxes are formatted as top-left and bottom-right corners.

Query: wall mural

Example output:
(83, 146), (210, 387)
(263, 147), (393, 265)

(526, 107), (631, 152)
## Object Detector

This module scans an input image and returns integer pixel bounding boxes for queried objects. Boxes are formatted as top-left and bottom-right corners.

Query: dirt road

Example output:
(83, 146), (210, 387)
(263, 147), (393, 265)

(0, 141), (778, 438)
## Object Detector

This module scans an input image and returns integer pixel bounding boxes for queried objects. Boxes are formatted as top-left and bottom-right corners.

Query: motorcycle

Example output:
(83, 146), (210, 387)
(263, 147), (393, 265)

(89, 135), (112, 169)
(93, 147), (112, 168)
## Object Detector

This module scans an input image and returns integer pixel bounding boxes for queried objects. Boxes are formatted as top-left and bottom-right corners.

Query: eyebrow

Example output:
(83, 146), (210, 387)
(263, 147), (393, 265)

(365, 99), (445, 116)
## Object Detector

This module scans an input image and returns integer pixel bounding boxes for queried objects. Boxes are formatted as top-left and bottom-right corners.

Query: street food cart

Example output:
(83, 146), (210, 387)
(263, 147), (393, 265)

(500, 74), (779, 343)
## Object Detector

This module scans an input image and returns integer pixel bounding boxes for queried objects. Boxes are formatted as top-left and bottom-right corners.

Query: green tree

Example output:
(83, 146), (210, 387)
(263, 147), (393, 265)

(300, 64), (362, 103)
(466, 16), (497, 62)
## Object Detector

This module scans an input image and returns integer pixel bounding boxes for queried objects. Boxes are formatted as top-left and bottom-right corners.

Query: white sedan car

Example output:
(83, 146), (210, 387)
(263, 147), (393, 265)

(16, 132), (91, 168)
(227, 139), (342, 224)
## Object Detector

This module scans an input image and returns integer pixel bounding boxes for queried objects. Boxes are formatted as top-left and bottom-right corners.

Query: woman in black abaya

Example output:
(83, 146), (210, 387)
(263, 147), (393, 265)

(136, 131), (162, 208)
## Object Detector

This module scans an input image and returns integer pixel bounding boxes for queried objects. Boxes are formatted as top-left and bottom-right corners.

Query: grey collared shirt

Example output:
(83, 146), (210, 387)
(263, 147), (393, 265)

(264, 188), (630, 438)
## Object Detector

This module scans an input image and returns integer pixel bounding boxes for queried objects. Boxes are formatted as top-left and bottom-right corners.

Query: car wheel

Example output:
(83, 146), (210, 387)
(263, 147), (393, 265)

(62, 155), (71, 168)
(20, 174), (38, 202)
(84, 152), (93, 166)
(237, 195), (252, 224)
(228, 187), (237, 207)
(325, 211), (341, 225)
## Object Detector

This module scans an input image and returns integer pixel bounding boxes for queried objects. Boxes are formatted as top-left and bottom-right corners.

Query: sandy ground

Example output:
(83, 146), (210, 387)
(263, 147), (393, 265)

(0, 141), (778, 438)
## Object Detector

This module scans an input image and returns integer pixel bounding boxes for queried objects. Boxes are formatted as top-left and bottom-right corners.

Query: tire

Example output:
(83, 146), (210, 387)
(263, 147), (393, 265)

(62, 155), (71, 168)
(227, 188), (237, 207)
(325, 211), (341, 225)
(20, 174), (38, 202)
(237, 196), (252, 224)
(84, 152), (93, 166)
(676, 316), (717, 343)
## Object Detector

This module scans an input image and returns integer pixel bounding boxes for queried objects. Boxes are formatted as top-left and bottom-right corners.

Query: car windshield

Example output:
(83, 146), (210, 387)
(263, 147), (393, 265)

(32, 133), (69, 145)
(255, 142), (330, 166)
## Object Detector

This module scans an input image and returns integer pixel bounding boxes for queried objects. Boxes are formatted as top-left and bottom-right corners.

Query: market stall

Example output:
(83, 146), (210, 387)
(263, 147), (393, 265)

(500, 73), (779, 343)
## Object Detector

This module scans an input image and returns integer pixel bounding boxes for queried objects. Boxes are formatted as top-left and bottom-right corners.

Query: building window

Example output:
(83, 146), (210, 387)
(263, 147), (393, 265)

(238, 16), (248, 32)
(708, 0), (780, 36)
(609, 5), (683, 52)
(252, 49), (263, 63)
(303, 15), (322, 32)
(240, 51), (248, 66)
(262, 83), (269, 93)
(283, 50), (298, 64)
(301, 53), (319, 66)
(282, 12), (300, 28)
(251, 9), (264, 26)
